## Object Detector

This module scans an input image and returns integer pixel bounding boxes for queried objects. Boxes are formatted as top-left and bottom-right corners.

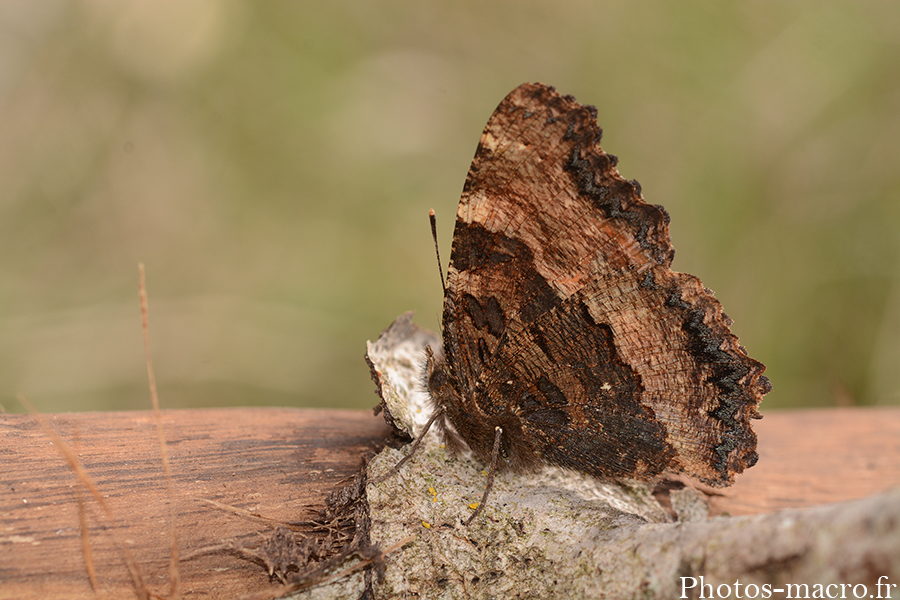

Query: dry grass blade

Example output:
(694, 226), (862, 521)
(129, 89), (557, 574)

(18, 394), (150, 600)
(138, 263), (181, 600)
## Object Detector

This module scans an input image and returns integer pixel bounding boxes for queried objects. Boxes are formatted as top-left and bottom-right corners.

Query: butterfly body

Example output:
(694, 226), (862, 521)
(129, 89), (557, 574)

(426, 83), (770, 487)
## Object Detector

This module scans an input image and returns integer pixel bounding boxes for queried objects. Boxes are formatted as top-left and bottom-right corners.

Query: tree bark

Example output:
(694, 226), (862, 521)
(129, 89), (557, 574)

(363, 313), (900, 600)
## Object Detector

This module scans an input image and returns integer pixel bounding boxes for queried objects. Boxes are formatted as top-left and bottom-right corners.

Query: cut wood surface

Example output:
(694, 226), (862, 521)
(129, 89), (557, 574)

(1, 406), (899, 599)
(709, 406), (900, 516)
(0, 408), (391, 600)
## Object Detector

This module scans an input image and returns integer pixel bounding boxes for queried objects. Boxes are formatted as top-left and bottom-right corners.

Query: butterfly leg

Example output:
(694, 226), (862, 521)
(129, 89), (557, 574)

(370, 406), (445, 485)
(464, 426), (503, 526)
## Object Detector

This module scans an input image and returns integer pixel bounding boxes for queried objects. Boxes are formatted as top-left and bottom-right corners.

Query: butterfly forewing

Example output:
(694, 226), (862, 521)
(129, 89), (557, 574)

(430, 82), (769, 487)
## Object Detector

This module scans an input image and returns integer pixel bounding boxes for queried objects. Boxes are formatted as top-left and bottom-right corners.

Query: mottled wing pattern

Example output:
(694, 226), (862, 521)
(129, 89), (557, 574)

(437, 82), (769, 486)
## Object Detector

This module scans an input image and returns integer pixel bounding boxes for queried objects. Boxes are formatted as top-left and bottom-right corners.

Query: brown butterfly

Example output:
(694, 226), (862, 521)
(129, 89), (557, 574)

(381, 83), (770, 524)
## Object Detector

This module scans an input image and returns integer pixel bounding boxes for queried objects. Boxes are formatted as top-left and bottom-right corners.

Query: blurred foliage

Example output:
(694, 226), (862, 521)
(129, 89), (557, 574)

(1, 1), (898, 414)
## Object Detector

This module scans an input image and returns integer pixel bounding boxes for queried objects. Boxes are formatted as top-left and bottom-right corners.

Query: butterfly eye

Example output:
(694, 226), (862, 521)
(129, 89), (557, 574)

(428, 367), (447, 391)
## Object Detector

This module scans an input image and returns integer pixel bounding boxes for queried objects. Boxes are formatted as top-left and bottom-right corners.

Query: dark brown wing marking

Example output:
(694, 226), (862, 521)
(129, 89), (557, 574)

(429, 82), (769, 487)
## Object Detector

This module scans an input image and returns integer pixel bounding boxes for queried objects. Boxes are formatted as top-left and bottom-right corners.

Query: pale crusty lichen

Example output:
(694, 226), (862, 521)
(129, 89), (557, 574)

(288, 314), (900, 599)
(364, 313), (677, 599)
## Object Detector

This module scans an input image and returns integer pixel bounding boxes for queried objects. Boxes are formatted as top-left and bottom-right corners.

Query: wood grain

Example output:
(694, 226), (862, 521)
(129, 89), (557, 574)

(1, 406), (898, 599)
(0, 408), (391, 600)
(710, 406), (900, 516)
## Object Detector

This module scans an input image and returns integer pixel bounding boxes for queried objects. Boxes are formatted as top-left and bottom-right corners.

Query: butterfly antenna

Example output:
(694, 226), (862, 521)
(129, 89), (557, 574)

(429, 209), (446, 293)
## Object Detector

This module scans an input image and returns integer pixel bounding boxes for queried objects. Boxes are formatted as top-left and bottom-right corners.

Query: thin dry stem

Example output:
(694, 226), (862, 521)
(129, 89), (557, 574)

(138, 263), (181, 599)
(18, 394), (150, 600)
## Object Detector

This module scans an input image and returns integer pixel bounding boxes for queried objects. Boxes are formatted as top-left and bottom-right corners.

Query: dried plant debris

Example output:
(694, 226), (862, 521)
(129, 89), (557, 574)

(180, 469), (385, 600)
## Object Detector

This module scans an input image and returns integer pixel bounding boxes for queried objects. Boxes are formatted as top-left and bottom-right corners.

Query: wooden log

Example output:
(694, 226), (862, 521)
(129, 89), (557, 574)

(710, 406), (900, 516)
(0, 408), (391, 600)
(1, 406), (899, 599)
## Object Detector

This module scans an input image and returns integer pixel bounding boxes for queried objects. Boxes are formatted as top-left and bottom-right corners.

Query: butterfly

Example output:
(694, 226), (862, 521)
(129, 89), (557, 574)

(381, 82), (770, 524)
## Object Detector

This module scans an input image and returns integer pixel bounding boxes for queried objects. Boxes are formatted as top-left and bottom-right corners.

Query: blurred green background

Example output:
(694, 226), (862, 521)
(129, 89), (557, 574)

(1, 1), (898, 414)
